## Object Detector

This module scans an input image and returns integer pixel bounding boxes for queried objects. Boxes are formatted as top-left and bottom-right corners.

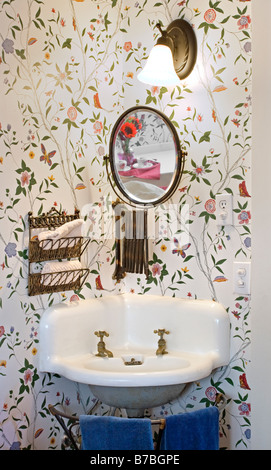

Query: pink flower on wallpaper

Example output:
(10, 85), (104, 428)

(0, 326), (5, 337)
(67, 106), (77, 121)
(21, 171), (30, 186)
(97, 145), (105, 156)
(238, 210), (251, 224)
(152, 263), (161, 276)
(205, 198), (216, 214)
(204, 9), (216, 23)
(205, 386), (217, 402)
(232, 310), (240, 319)
(237, 15), (251, 30)
(70, 294), (79, 302)
(238, 402), (251, 416)
(93, 121), (103, 134)
(123, 41), (132, 52)
(194, 166), (204, 175)
(151, 86), (159, 95)
(24, 369), (33, 385)
(232, 118), (240, 127)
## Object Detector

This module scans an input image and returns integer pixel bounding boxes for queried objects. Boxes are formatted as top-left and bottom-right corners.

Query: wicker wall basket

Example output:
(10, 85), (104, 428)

(28, 237), (90, 263)
(28, 208), (90, 296)
(28, 268), (89, 296)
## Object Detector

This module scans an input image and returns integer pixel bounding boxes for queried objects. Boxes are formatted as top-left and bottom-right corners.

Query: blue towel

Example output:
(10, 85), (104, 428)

(160, 406), (219, 451)
(79, 415), (154, 450)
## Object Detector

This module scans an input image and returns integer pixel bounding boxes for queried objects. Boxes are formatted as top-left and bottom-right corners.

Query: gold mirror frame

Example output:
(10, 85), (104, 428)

(106, 106), (186, 208)
(105, 106), (186, 280)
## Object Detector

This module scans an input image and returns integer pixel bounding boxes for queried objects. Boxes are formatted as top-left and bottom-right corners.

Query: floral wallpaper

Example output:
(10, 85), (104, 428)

(0, 0), (251, 450)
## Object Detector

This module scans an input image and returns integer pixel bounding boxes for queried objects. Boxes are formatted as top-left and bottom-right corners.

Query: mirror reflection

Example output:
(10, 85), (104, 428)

(110, 107), (183, 205)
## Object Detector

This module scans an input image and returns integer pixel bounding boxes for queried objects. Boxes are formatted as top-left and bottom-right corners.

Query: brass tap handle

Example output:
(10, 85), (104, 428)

(94, 330), (109, 340)
(154, 329), (170, 338)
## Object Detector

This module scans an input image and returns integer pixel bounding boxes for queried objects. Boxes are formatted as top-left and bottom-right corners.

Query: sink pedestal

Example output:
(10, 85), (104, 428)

(89, 383), (187, 417)
(125, 408), (146, 418)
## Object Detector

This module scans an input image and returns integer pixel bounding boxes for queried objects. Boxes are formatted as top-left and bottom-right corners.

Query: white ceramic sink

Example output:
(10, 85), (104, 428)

(39, 293), (230, 416)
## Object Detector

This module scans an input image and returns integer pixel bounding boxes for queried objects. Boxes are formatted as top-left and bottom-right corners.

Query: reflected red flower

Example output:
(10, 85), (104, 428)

(120, 121), (137, 139)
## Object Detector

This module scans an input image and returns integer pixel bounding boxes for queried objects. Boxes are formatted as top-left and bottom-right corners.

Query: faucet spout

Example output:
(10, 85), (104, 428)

(94, 330), (113, 358)
(104, 348), (113, 358)
(154, 329), (170, 355)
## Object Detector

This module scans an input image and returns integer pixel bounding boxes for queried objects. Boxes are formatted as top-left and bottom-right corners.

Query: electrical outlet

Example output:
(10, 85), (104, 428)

(233, 261), (251, 295)
(216, 194), (233, 226)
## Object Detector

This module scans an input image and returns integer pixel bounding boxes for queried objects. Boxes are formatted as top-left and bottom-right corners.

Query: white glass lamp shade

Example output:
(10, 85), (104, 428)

(137, 44), (180, 86)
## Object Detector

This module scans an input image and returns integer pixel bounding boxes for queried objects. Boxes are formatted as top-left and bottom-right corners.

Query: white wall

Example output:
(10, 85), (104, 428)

(251, 0), (271, 450)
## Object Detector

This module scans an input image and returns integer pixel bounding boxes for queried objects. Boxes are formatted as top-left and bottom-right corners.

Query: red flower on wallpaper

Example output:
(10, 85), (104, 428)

(95, 275), (104, 290)
(239, 373), (251, 390)
(239, 180), (251, 197)
(123, 41), (132, 52)
(93, 92), (102, 109)
(238, 402), (251, 416)
(205, 198), (216, 214)
(204, 8), (216, 23)
(237, 15), (251, 30)
(238, 210), (251, 224)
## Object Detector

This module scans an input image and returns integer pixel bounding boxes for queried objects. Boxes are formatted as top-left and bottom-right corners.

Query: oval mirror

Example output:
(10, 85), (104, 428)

(108, 106), (185, 206)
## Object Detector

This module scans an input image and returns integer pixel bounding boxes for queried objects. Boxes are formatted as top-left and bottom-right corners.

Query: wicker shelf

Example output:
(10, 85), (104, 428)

(28, 268), (89, 296)
(29, 236), (90, 263)
(28, 208), (90, 296)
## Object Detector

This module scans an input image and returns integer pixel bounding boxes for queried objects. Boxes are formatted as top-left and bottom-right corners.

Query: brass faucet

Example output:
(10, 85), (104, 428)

(154, 329), (170, 355)
(94, 331), (113, 358)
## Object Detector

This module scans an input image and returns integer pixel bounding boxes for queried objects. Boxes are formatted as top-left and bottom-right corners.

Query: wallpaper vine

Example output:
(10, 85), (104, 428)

(0, 0), (251, 450)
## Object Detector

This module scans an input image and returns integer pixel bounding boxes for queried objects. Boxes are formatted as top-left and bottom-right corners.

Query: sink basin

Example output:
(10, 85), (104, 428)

(84, 355), (190, 374)
(39, 293), (230, 416)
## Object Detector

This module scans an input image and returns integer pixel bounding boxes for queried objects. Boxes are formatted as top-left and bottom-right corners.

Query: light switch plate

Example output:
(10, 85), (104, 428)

(216, 194), (233, 226)
(233, 261), (251, 295)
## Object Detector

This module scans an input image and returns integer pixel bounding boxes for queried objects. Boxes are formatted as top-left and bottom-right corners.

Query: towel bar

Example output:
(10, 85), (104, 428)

(48, 403), (165, 450)
(48, 393), (225, 451)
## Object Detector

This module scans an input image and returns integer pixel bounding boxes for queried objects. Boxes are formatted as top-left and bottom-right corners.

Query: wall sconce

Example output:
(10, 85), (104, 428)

(137, 19), (197, 86)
